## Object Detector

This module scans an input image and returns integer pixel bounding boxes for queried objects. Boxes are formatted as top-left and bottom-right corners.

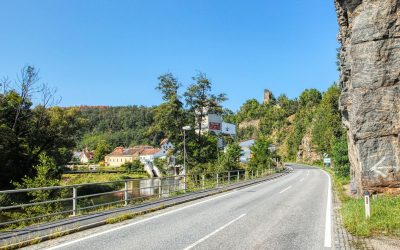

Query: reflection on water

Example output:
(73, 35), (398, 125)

(81, 177), (183, 207)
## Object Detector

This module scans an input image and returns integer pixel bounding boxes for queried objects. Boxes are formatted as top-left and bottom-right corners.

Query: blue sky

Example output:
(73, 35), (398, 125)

(0, 0), (339, 111)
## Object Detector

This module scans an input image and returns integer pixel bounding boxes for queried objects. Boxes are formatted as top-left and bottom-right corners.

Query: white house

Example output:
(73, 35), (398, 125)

(160, 139), (174, 151)
(72, 150), (93, 164)
(139, 148), (167, 164)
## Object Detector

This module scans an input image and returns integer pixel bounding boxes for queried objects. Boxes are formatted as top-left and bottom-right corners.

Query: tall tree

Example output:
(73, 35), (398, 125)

(151, 73), (186, 145)
(184, 73), (227, 138)
(0, 66), (84, 190)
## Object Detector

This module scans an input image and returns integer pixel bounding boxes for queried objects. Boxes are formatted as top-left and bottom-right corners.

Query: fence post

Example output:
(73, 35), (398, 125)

(216, 173), (219, 187)
(159, 178), (162, 198)
(364, 191), (371, 219)
(228, 171), (230, 185)
(124, 180), (129, 206)
(237, 170), (240, 182)
(202, 175), (205, 190)
(72, 187), (78, 216)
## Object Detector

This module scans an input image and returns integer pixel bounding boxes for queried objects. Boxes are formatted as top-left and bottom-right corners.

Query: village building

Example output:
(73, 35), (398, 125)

(72, 149), (94, 164)
(139, 148), (167, 164)
(160, 138), (174, 151)
(105, 146), (151, 167)
(105, 145), (168, 167)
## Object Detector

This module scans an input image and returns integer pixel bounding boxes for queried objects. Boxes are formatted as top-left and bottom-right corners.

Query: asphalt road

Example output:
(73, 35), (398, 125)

(37, 164), (333, 250)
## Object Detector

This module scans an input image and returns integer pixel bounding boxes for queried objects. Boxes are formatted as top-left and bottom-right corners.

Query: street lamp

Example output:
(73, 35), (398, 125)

(182, 126), (191, 192)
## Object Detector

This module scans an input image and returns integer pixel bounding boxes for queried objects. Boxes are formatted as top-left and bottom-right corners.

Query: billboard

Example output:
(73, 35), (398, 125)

(221, 122), (236, 135)
(209, 122), (221, 131)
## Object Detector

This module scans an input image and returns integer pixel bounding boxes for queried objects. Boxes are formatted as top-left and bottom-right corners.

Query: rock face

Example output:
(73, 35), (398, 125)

(296, 130), (321, 164)
(336, 0), (400, 194)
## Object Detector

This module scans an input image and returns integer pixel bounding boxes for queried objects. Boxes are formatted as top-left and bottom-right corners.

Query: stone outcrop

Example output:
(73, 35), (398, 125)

(296, 130), (321, 164)
(335, 0), (400, 194)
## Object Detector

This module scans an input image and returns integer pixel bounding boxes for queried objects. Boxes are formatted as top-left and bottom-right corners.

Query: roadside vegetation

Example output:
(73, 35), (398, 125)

(61, 172), (148, 186)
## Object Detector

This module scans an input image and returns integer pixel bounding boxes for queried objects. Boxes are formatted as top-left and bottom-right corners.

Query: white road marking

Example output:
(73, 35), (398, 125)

(307, 170), (310, 176)
(183, 214), (247, 250)
(279, 186), (292, 194)
(45, 191), (239, 250)
(299, 178), (305, 182)
(321, 170), (332, 248)
(45, 174), (291, 250)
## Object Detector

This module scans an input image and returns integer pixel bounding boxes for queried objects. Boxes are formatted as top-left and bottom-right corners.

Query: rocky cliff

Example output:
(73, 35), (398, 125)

(335, 0), (400, 194)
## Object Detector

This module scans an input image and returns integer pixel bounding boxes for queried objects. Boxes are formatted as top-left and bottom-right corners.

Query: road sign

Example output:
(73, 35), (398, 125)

(324, 158), (331, 164)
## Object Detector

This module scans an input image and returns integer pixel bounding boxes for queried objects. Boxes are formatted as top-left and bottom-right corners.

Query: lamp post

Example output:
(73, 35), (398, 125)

(182, 126), (191, 192)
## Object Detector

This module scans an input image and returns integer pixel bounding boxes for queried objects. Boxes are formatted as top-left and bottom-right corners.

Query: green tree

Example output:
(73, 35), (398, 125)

(12, 153), (62, 220)
(0, 66), (85, 190)
(184, 73), (227, 138)
(248, 137), (275, 172)
(150, 73), (186, 145)
(216, 143), (243, 172)
(331, 135), (350, 178)
(122, 160), (144, 173)
(93, 141), (112, 163)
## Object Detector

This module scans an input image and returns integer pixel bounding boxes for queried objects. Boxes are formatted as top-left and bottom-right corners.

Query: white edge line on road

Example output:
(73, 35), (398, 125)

(45, 175), (289, 250)
(299, 178), (305, 182)
(183, 213), (247, 250)
(321, 169), (332, 248)
(279, 185), (292, 194)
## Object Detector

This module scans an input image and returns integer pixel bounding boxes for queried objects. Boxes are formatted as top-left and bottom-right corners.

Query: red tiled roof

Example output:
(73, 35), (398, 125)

(140, 148), (162, 156)
(160, 139), (169, 145)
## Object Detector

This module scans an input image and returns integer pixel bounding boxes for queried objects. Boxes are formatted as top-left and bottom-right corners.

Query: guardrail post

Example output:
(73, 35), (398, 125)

(183, 175), (187, 193)
(237, 170), (240, 182)
(228, 171), (230, 185)
(124, 180), (129, 206)
(159, 178), (162, 198)
(216, 173), (219, 187)
(72, 187), (78, 216)
(202, 175), (205, 190)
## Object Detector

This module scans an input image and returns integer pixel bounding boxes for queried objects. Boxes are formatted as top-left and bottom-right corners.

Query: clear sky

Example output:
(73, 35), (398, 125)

(0, 0), (339, 111)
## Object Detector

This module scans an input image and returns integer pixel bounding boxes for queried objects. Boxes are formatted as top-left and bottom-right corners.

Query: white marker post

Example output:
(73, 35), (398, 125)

(364, 191), (371, 219)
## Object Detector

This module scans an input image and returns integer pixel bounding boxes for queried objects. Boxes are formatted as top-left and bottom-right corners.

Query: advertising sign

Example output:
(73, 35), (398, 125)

(209, 122), (221, 131)
(221, 122), (236, 135)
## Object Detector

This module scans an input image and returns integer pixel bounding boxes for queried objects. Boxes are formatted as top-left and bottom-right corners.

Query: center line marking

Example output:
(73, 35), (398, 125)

(279, 186), (292, 194)
(183, 214), (247, 250)
(299, 178), (304, 182)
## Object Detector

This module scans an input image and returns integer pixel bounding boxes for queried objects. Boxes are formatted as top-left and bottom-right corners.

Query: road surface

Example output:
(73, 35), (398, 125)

(35, 164), (333, 250)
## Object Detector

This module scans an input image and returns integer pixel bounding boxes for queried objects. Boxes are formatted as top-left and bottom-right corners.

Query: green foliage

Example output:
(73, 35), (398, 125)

(342, 196), (400, 237)
(11, 154), (63, 223)
(311, 84), (343, 154)
(153, 158), (168, 175)
(122, 160), (144, 173)
(184, 73), (227, 137)
(236, 99), (263, 123)
(216, 143), (243, 172)
(149, 73), (186, 151)
(331, 135), (350, 178)
(77, 106), (154, 149)
(0, 66), (84, 190)
(248, 137), (276, 171)
(93, 141), (112, 163)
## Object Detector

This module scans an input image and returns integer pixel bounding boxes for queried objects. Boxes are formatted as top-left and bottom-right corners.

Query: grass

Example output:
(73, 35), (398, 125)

(319, 166), (400, 238)
(342, 196), (400, 237)
(61, 172), (148, 185)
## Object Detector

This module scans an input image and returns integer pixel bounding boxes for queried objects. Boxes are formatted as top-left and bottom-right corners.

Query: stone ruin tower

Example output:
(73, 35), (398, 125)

(264, 89), (272, 104)
(335, 0), (400, 195)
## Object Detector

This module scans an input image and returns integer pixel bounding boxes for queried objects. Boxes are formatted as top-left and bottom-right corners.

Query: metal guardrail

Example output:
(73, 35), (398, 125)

(0, 166), (284, 229)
